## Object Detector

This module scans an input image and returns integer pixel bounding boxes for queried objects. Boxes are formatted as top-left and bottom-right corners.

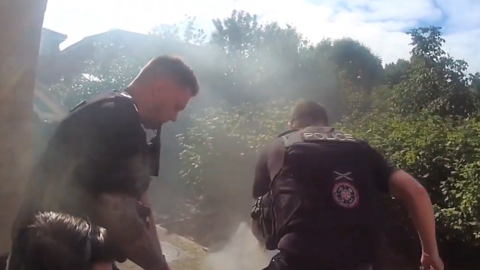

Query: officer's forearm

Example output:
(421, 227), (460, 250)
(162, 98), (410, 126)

(97, 194), (168, 270)
(140, 192), (162, 252)
(128, 228), (167, 270)
(147, 211), (162, 251)
(251, 219), (265, 245)
(390, 171), (439, 256)
(404, 189), (438, 255)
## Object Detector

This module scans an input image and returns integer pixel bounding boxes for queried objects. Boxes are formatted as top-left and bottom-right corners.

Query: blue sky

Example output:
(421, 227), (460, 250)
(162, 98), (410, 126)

(43, 0), (480, 73)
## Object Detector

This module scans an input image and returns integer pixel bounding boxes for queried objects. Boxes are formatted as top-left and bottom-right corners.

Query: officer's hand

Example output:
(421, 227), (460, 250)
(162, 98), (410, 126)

(148, 267), (170, 270)
(148, 263), (170, 270)
(151, 265), (170, 270)
(420, 252), (444, 270)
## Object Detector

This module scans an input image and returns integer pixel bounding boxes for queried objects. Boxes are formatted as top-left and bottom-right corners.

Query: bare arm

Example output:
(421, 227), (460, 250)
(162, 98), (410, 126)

(251, 147), (270, 244)
(389, 170), (438, 256)
(367, 142), (439, 257)
(251, 219), (266, 245)
(97, 193), (168, 270)
(140, 192), (162, 252)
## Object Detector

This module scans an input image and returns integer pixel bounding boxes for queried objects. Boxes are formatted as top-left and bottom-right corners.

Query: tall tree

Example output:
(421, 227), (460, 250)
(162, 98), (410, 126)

(392, 26), (476, 117)
(384, 59), (411, 87)
(469, 72), (480, 95)
(209, 10), (338, 106)
(329, 38), (384, 93)
(150, 16), (207, 45)
(0, 0), (48, 252)
(209, 10), (263, 102)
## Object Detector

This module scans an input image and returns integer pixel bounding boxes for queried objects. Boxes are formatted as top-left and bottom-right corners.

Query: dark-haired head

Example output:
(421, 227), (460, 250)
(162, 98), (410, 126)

(289, 100), (329, 130)
(8, 212), (115, 270)
(126, 55), (199, 129)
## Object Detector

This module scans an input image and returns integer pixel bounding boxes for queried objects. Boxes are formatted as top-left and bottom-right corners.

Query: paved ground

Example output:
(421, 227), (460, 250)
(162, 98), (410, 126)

(117, 225), (208, 270)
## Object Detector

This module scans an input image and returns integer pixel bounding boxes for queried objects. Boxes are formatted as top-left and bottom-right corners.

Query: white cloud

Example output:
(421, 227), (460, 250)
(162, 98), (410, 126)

(43, 0), (480, 73)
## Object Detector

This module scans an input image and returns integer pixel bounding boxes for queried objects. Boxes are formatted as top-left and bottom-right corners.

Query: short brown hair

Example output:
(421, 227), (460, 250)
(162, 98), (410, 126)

(137, 55), (199, 96)
(8, 212), (115, 270)
(291, 100), (329, 127)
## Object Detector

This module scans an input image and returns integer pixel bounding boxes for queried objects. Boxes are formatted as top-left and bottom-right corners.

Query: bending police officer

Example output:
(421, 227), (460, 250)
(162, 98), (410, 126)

(251, 101), (443, 270)
(12, 56), (199, 270)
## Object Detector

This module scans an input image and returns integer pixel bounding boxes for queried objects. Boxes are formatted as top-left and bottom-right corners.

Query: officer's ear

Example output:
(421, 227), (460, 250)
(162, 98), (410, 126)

(288, 121), (294, 130)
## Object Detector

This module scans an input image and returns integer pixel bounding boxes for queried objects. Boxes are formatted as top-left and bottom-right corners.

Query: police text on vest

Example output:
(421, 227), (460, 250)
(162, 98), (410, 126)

(303, 132), (355, 142)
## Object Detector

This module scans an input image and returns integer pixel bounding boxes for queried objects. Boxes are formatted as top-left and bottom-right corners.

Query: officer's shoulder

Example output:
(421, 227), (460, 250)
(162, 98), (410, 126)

(68, 92), (133, 116)
(96, 93), (137, 114)
(349, 136), (377, 154)
(77, 93), (139, 128)
(331, 129), (374, 152)
(261, 136), (285, 156)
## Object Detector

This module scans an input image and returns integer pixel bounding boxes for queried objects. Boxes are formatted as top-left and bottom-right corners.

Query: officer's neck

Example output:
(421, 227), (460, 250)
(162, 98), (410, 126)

(291, 122), (327, 130)
(124, 85), (144, 109)
(124, 84), (138, 98)
(124, 85), (152, 127)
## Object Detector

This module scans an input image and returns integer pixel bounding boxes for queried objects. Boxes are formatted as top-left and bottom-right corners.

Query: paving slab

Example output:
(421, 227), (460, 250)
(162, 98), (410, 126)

(117, 225), (208, 270)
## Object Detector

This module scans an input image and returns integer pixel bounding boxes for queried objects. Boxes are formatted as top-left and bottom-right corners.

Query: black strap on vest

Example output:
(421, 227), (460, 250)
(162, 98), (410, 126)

(70, 91), (137, 113)
(281, 132), (303, 148)
(148, 127), (161, 177)
(70, 91), (162, 177)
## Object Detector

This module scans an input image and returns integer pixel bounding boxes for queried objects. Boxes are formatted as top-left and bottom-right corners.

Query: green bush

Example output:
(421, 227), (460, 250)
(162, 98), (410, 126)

(178, 99), (295, 207)
(340, 112), (480, 245)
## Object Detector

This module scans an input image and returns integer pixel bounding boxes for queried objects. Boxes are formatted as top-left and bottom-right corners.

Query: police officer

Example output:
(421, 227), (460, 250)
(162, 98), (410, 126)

(12, 56), (199, 270)
(251, 101), (443, 270)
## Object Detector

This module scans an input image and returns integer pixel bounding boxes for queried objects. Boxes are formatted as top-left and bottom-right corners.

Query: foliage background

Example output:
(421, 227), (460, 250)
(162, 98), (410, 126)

(43, 11), (480, 269)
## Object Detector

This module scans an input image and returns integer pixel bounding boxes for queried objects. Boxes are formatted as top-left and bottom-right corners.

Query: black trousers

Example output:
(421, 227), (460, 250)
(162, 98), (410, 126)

(0, 252), (9, 270)
(112, 263), (118, 270)
(263, 252), (373, 270)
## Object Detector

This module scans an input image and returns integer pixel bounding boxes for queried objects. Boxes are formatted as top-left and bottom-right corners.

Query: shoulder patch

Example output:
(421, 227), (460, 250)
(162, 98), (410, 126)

(332, 182), (359, 208)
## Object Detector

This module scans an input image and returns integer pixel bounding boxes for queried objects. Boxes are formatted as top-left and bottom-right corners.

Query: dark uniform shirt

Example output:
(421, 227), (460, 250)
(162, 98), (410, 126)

(14, 93), (151, 233)
(252, 133), (398, 268)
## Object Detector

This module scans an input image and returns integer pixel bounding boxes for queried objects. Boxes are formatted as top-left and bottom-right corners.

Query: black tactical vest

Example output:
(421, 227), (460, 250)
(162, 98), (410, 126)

(263, 126), (378, 250)
(71, 91), (159, 229)
(70, 91), (162, 179)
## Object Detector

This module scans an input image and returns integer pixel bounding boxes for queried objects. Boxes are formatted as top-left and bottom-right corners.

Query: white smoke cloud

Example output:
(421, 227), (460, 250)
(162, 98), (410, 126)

(201, 222), (278, 270)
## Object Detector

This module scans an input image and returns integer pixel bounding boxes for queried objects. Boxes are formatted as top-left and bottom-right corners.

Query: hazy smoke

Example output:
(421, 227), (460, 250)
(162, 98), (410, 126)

(201, 222), (278, 270)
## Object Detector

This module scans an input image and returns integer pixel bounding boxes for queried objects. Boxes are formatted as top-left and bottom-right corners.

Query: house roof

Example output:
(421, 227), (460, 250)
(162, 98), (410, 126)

(41, 28), (68, 42)
(33, 28), (214, 121)
(60, 29), (153, 55)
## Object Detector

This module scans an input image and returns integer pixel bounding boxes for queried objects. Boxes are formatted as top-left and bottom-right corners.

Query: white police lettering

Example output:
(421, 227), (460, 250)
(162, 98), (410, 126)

(303, 132), (355, 142)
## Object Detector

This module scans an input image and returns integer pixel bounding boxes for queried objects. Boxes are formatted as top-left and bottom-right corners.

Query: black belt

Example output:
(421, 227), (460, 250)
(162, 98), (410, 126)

(278, 251), (373, 270)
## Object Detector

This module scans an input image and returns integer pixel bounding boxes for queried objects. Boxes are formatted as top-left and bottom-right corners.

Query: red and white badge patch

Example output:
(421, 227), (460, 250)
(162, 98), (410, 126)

(332, 182), (359, 208)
